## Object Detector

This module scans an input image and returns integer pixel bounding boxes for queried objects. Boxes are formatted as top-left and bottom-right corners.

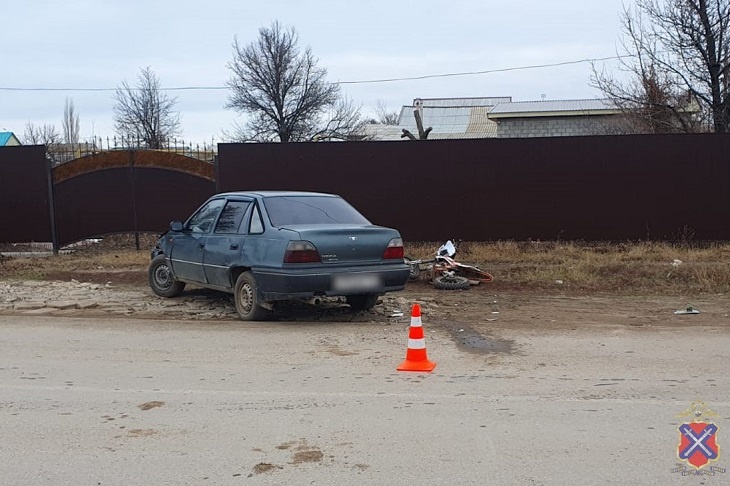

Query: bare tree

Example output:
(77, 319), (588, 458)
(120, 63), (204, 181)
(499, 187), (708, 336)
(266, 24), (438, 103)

(220, 121), (253, 143)
(113, 67), (181, 148)
(62, 97), (81, 145)
(225, 21), (362, 142)
(593, 1), (730, 133)
(401, 108), (432, 140)
(310, 96), (366, 141)
(22, 122), (62, 164)
(373, 100), (399, 125)
(593, 62), (699, 134)
(22, 122), (61, 147)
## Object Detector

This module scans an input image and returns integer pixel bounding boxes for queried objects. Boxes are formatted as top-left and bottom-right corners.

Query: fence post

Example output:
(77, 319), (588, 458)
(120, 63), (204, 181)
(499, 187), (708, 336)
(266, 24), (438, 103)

(214, 153), (220, 193)
(46, 152), (60, 254)
(129, 149), (140, 250)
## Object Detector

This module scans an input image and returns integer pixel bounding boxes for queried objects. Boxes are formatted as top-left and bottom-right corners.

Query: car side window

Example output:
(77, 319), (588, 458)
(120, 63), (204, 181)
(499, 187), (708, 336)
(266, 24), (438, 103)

(214, 201), (250, 234)
(249, 205), (264, 234)
(187, 199), (225, 234)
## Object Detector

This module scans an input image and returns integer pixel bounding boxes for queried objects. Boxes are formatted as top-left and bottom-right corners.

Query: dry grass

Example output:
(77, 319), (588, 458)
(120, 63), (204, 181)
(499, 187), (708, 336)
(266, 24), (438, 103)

(0, 249), (149, 280)
(0, 234), (152, 280)
(2, 237), (730, 294)
(405, 241), (730, 294)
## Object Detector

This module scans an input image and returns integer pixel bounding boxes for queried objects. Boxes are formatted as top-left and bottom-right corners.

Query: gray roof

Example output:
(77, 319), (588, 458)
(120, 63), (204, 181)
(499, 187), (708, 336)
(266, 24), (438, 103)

(360, 106), (498, 141)
(414, 97), (512, 108)
(359, 124), (405, 141)
(398, 106), (498, 138)
(489, 99), (620, 118)
(360, 97), (622, 141)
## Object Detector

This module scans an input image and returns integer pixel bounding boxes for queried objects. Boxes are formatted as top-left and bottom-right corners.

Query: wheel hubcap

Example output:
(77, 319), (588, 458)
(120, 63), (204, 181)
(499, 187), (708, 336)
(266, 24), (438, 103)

(238, 283), (254, 313)
(154, 264), (172, 289)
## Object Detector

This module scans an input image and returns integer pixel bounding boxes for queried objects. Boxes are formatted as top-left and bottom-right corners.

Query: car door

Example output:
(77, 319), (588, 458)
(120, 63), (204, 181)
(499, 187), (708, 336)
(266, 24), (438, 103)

(203, 199), (252, 289)
(169, 198), (225, 283)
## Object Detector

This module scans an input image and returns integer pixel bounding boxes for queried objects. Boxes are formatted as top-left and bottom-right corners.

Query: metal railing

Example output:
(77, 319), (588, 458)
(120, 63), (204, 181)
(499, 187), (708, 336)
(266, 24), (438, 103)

(47, 136), (218, 166)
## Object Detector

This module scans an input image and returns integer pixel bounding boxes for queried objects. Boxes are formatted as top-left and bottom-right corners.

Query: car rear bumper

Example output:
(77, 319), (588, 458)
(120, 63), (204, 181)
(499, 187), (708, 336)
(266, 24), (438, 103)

(253, 264), (410, 301)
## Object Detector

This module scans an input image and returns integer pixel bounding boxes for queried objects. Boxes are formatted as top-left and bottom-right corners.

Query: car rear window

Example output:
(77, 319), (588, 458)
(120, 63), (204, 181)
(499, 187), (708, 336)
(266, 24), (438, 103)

(263, 196), (371, 226)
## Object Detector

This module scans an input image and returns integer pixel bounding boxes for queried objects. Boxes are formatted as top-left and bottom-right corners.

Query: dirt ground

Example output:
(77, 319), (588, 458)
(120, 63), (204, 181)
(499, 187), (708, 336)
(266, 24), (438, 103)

(3, 263), (728, 342)
(3, 234), (729, 336)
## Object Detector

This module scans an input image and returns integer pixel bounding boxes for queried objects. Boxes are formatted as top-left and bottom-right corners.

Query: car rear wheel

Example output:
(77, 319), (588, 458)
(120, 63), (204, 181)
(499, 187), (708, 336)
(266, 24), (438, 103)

(346, 294), (379, 311)
(148, 255), (185, 297)
(234, 272), (270, 321)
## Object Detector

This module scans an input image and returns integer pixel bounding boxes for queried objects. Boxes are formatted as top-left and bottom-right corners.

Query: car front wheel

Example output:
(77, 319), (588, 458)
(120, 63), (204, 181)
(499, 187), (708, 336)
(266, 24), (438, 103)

(148, 255), (185, 297)
(234, 272), (270, 321)
(346, 294), (379, 311)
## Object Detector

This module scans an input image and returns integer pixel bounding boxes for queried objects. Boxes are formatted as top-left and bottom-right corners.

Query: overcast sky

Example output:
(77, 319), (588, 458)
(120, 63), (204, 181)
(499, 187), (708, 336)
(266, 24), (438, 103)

(1, 0), (632, 144)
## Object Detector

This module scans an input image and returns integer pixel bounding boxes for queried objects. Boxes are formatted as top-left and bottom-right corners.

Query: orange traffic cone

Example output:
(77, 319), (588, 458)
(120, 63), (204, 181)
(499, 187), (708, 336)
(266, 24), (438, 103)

(397, 304), (436, 372)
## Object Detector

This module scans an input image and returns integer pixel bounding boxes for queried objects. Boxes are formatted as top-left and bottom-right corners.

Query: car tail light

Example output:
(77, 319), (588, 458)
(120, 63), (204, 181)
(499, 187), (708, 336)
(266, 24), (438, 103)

(382, 238), (404, 259)
(284, 240), (321, 263)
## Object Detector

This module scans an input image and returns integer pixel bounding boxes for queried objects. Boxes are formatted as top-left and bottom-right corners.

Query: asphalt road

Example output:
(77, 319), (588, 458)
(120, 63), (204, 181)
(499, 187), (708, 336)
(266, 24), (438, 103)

(1, 314), (729, 485)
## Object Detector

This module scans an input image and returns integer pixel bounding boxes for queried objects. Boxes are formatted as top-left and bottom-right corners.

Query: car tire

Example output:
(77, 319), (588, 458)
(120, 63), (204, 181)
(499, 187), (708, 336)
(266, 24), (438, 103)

(346, 294), (379, 311)
(433, 275), (471, 290)
(148, 255), (185, 297)
(234, 272), (270, 321)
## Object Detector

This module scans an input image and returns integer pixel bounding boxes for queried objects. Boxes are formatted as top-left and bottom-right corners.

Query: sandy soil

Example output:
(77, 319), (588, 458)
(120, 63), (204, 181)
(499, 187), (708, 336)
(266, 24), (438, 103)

(4, 265), (728, 341)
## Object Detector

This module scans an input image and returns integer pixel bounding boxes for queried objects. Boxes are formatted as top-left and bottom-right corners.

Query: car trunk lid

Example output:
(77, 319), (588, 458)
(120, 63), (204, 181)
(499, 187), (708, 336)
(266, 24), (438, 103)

(284, 224), (399, 264)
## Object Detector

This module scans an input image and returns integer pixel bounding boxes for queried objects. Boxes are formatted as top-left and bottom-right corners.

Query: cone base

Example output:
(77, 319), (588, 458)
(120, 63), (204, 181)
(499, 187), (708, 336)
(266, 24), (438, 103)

(397, 359), (437, 372)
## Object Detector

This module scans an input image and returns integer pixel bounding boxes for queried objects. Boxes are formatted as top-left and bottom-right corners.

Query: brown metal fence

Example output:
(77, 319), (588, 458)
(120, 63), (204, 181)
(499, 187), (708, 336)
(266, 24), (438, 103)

(2, 133), (730, 250)
(0, 147), (215, 251)
(0, 145), (54, 245)
(217, 134), (730, 241)
(52, 151), (216, 248)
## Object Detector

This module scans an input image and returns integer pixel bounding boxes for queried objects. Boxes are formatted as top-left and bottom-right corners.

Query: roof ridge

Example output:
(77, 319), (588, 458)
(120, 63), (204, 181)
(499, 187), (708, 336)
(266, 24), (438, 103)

(497, 98), (610, 105)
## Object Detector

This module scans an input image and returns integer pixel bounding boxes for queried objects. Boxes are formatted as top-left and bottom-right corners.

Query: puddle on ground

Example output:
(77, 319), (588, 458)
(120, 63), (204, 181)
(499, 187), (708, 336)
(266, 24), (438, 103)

(438, 322), (514, 355)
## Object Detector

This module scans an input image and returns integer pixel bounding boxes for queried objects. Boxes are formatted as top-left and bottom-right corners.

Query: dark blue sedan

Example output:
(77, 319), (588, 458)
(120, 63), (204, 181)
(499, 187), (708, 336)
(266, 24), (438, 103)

(148, 191), (410, 320)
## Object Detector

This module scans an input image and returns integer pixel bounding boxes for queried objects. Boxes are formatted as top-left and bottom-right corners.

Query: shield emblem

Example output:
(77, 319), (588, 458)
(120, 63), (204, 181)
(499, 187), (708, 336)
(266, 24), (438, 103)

(678, 421), (720, 469)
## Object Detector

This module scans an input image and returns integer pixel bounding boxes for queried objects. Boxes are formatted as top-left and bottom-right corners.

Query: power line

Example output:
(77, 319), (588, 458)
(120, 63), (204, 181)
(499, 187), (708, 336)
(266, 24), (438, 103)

(337, 55), (624, 84)
(0, 86), (227, 92)
(0, 55), (625, 92)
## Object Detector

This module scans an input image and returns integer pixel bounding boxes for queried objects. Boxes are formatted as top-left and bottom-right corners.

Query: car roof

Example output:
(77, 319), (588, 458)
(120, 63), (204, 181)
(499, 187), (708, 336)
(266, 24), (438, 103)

(215, 191), (339, 199)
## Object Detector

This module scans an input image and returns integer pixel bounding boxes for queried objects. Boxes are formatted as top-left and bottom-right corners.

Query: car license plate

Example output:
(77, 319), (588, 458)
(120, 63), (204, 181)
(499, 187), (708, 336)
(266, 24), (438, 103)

(332, 273), (381, 292)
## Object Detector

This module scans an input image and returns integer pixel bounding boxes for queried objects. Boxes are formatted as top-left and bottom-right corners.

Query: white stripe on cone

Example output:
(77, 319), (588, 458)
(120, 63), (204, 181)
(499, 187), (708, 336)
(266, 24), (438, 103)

(410, 316), (422, 327)
(407, 339), (426, 349)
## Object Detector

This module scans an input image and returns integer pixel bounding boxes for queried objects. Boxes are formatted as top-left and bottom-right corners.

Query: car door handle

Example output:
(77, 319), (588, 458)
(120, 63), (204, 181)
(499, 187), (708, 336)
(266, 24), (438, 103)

(198, 243), (205, 249)
(230, 243), (239, 250)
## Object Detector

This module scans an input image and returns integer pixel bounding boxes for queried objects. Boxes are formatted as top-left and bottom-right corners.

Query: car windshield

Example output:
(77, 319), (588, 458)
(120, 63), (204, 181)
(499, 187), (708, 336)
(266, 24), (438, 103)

(264, 196), (371, 226)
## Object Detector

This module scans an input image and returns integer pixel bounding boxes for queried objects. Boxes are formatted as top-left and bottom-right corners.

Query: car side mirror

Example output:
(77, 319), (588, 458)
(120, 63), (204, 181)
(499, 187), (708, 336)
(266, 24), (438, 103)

(170, 221), (184, 232)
